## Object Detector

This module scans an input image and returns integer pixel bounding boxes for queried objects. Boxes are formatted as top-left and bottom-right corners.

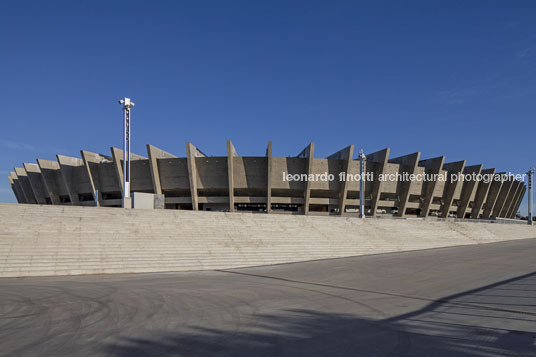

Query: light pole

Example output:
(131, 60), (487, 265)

(118, 98), (135, 208)
(528, 167), (534, 225)
(359, 149), (366, 218)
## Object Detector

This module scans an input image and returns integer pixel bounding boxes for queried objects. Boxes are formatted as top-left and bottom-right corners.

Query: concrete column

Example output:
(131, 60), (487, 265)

(186, 142), (206, 211)
(504, 181), (523, 218)
(56, 155), (83, 205)
(496, 178), (517, 217)
(366, 148), (389, 217)
(110, 147), (147, 196)
(492, 177), (514, 218)
(482, 173), (505, 219)
(146, 144), (176, 195)
(8, 176), (21, 203)
(23, 163), (49, 204)
(81, 150), (108, 206)
(80, 151), (98, 205)
(510, 183), (525, 218)
(111, 147), (125, 196)
(439, 160), (466, 218)
(456, 164), (482, 218)
(469, 168), (495, 219)
(297, 142), (314, 215)
(418, 156), (445, 218)
(266, 141), (272, 213)
(389, 152), (421, 217)
(14, 167), (37, 204)
(227, 140), (238, 212)
(511, 185), (526, 219)
(37, 159), (64, 205)
(9, 172), (25, 203)
(327, 145), (354, 215)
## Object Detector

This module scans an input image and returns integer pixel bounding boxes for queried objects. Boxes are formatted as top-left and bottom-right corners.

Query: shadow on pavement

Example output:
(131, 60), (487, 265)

(103, 272), (536, 356)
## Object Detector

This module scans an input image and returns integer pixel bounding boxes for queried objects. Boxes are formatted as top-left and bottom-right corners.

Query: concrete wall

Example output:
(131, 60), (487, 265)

(131, 192), (164, 209)
(0, 203), (534, 278)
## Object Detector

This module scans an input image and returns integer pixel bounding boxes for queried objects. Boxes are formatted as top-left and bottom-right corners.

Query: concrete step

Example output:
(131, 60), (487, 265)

(1, 203), (535, 277)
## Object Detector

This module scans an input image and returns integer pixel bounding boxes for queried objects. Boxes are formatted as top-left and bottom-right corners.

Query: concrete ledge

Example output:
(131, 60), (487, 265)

(0, 203), (535, 278)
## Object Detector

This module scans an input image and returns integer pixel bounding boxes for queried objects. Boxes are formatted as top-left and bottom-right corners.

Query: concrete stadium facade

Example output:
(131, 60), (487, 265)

(7, 142), (526, 219)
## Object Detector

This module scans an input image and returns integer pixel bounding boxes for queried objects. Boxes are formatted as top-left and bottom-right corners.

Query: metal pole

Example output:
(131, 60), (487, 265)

(528, 167), (534, 225)
(127, 108), (131, 198)
(359, 149), (366, 218)
(123, 107), (127, 199)
(119, 98), (134, 208)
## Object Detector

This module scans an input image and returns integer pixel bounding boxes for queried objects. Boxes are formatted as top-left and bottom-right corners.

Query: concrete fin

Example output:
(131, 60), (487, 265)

(56, 155), (84, 205)
(338, 145), (355, 215)
(227, 140), (236, 212)
(146, 144), (176, 195)
(492, 177), (514, 218)
(265, 141), (272, 157)
(470, 168), (495, 219)
(7, 176), (22, 203)
(14, 167), (37, 204)
(388, 152), (421, 217)
(296, 143), (314, 158)
(186, 142), (201, 210)
(146, 144), (176, 159)
(511, 185), (526, 218)
(504, 181), (523, 218)
(23, 163), (48, 204)
(9, 171), (25, 203)
(227, 140), (238, 157)
(439, 160), (466, 218)
(110, 147), (125, 194)
(302, 142), (315, 214)
(81, 150), (106, 206)
(456, 164), (482, 218)
(327, 145), (353, 160)
(367, 148), (390, 216)
(37, 158), (65, 204)
(109, 147), (147, 160)
(418, 156), (445, 217)
(186, 143), (207, 158)
(266, 141), (272, 213)
(481, 172), (505, 218)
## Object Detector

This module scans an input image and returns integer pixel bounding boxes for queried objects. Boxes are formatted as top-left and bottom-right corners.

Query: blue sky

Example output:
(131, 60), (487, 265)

(0, 1), (534, 213)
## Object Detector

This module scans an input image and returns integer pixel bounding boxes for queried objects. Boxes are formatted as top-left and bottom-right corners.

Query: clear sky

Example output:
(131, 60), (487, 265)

(0, 1), (534, 213)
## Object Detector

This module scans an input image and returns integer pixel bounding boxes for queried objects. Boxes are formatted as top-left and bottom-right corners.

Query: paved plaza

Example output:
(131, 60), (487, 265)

(1, 239), (535, 356)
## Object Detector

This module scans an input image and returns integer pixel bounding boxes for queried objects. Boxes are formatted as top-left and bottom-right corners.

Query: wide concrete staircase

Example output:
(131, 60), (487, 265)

(1, 203), (535, 277)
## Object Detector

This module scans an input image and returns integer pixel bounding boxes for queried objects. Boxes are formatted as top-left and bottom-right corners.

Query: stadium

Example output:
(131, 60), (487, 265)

(7, 141), (526, 219)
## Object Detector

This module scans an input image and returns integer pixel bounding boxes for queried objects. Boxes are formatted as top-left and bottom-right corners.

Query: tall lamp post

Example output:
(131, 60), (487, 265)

(528, 167), (534, 225)
(119, 98), (135, 208)
(359, 149), (366, 218)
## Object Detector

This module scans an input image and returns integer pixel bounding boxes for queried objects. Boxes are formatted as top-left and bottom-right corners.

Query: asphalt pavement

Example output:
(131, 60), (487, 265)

(1, 239), (535, 356)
